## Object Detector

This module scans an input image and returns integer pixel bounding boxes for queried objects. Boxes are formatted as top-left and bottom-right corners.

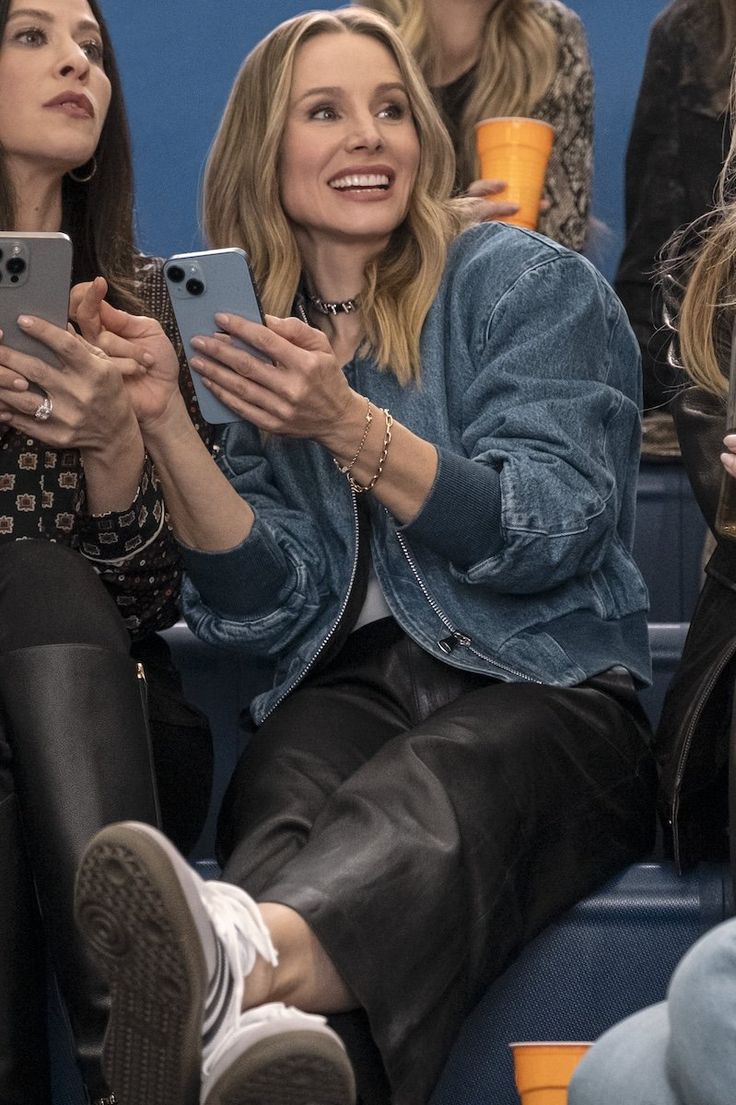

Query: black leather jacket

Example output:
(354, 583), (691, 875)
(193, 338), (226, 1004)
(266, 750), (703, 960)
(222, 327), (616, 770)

(657, 386), (736, 869)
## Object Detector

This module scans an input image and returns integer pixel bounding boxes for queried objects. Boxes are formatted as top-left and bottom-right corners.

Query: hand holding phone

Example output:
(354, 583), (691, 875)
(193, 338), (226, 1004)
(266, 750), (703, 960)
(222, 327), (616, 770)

(164, 248), (269, 424)
(0, 232), (72, 380)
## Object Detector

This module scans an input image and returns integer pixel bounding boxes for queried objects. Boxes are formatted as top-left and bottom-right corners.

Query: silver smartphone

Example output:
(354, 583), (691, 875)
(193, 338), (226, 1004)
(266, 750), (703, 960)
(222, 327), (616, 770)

(0, 231), (73, 376)
(164, 247), (269, 424)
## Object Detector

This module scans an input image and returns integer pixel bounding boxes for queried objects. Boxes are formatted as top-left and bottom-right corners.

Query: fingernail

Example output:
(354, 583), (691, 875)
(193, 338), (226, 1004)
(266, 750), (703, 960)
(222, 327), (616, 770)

(142, 352), (154, 366)
(190, 357), (204, 370)
(191, 337), (205, 350)
(215, 313), (230, 326)
(12, 378), (27, 391)
(17, 315), (33, 328)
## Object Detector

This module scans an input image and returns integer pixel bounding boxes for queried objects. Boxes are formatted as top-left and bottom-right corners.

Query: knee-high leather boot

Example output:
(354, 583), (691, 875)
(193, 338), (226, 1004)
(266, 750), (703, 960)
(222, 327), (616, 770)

(0, 644), (162, 1104)
(0, 761), (50, 1104)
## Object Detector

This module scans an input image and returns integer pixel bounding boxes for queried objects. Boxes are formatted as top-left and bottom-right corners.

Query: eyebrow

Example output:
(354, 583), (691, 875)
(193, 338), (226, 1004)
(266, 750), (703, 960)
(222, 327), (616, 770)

(295, 81), (408, 104)
(6, 8), (101, 33)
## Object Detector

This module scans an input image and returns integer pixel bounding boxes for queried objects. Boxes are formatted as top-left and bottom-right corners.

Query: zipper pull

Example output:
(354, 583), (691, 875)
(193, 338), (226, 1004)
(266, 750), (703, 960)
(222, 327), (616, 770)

(438, 632), (471, 655)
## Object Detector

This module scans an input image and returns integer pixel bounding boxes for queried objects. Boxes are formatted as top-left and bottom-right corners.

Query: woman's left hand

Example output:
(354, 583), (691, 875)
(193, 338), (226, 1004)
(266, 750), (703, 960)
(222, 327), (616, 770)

(0, 314), (142, 449)
(187, 312), (355, 441)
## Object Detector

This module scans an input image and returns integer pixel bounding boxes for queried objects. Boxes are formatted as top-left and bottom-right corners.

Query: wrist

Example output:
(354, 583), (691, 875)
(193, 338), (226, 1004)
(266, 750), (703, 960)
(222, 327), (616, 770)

(320, 389), (371, 462)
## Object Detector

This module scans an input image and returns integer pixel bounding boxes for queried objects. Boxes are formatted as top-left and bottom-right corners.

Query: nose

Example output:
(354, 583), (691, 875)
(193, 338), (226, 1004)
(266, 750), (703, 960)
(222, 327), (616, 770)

(346, 111), (384, 152)
(57, 40), (91, 82)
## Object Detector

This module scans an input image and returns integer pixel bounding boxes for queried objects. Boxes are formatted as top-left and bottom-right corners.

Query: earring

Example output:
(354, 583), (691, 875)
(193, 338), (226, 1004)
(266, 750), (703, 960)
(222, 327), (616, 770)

(68, 155), (97, 183)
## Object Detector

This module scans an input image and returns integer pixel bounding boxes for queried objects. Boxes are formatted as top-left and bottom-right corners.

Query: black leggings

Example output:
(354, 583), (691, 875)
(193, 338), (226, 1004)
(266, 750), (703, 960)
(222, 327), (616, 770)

(218, 617), (657, 1105)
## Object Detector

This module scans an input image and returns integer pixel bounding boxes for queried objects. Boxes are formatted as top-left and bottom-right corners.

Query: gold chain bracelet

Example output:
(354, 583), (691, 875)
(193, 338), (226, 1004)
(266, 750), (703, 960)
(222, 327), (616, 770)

(333, 397), (373, 475)
(347, 408), (393, 493)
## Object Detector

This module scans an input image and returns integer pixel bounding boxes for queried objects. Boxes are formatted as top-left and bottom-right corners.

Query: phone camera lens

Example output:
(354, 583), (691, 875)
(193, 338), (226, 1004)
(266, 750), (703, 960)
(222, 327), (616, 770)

(6, 257), (25, 276)
(186, 278), (205, 296)
(167, 264), (185, 283)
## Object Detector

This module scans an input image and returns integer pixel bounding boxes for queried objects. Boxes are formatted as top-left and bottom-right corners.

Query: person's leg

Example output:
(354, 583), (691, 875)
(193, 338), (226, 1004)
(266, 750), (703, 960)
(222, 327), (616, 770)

(568, 1003), (680, 1105)
(0, 539), (161, 1103)
(667, 917), (736, 1105)
(255, 673), (655, 1104)
(0, 756), (50, 1104)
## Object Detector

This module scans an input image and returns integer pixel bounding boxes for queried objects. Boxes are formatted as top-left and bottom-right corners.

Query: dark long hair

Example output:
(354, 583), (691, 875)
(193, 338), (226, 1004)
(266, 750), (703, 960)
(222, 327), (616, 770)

(0, 0), (142, 310)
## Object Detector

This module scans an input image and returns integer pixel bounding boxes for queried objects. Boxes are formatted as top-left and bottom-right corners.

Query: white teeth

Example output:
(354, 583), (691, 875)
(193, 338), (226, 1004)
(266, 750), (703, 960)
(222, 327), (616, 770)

(329, 174), (390, 189)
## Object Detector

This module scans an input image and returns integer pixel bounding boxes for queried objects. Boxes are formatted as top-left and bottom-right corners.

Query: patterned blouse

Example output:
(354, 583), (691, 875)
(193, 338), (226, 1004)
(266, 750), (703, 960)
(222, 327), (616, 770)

(433, 0), (593, 251)
(0, 259), (214, 638)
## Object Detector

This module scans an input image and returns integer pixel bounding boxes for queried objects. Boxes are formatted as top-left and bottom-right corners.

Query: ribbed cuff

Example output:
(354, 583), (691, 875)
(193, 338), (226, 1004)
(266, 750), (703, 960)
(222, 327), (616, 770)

(400, 447), (504, 567)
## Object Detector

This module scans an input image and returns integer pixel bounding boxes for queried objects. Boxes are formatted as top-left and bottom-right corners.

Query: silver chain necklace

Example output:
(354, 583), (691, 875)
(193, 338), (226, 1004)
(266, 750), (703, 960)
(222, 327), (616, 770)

(306, 293), (360, 316)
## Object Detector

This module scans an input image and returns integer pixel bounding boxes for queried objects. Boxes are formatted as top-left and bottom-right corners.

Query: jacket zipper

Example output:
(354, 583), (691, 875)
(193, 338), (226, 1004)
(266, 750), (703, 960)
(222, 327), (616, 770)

(670, 638), (736, 869)
(393, 527), (539, 684)
(259, 488), (361, 723)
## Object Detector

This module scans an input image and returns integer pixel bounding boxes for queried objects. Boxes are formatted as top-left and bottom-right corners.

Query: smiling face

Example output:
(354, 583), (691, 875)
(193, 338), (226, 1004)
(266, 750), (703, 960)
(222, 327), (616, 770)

(278, 31), (421, 259)
(0, 0), (111, 180)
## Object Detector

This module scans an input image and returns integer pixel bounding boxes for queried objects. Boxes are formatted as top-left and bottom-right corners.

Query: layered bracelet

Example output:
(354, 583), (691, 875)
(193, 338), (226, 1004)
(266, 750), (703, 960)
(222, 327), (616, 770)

(333, 400), (394, 494)
(347, 407), (393, 494)
(333, 397), (373, 475)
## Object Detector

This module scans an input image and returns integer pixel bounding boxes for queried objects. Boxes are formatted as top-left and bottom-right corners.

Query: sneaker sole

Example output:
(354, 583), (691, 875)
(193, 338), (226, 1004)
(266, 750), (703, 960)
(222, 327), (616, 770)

(74, 823), (207, 1105)
(203, 1028), (356, 1105)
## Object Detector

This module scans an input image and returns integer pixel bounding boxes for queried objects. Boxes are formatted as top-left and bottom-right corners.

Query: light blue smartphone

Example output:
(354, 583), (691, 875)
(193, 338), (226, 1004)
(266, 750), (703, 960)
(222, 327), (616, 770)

(164, 247), (269, 424)
(0, 231), (72, 379)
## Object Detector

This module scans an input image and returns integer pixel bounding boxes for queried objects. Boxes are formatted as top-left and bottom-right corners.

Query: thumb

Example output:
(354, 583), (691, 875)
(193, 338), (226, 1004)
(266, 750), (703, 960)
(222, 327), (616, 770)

(73, 275), (108, 341)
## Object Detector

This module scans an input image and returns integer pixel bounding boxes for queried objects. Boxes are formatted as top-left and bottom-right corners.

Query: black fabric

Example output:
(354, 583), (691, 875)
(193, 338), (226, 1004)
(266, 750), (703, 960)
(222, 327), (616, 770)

(218, 620), (656, 1105)
(655, 388), (736, 874)
(613, 0), (732, 411)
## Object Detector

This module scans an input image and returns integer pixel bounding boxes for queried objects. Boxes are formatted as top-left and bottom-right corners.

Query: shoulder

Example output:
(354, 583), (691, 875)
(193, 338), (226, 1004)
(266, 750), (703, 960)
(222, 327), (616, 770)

(443, 222), (611, 307)
(651, 0), (710, 39)
(528, 0), (586, 40)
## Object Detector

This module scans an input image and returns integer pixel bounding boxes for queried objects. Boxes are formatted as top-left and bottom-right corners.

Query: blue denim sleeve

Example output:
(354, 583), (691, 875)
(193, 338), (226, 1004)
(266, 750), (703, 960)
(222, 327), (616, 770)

(399, 447), (504, 567)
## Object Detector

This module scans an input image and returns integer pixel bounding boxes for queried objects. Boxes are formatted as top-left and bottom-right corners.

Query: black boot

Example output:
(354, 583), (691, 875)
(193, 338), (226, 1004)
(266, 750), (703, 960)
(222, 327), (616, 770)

(0, 644), (162, 1103)
(0, 756), (50, 1104)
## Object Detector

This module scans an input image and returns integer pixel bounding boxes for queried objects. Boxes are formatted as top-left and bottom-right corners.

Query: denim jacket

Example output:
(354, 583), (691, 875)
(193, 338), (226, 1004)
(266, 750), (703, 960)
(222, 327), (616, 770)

(180, 223), (650, 725)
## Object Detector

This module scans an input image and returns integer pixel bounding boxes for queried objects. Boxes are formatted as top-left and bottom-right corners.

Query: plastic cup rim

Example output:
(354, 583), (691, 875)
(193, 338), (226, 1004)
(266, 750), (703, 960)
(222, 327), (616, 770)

(474, 116), (555, 133)
(508, 1041), (593, 1049)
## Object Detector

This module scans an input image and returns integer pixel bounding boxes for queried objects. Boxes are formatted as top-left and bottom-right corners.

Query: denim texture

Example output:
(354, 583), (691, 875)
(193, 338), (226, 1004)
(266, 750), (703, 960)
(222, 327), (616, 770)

(569, 916), (736, 1105)
(180, 222), (650, 724)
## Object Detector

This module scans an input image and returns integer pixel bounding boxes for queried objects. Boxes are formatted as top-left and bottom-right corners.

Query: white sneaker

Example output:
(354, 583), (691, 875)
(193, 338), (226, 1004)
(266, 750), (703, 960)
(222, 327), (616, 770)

(75, 821), (356, 1105)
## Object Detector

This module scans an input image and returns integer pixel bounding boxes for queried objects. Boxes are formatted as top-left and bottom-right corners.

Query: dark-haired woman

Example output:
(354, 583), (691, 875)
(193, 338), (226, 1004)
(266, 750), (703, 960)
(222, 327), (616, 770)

(0, 1), (212, 1102)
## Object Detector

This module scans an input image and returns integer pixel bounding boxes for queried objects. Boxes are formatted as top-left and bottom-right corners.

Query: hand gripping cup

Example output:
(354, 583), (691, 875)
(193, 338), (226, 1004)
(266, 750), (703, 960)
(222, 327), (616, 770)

(474, 117), (555, 230)
(510, 1041), (591, 1104)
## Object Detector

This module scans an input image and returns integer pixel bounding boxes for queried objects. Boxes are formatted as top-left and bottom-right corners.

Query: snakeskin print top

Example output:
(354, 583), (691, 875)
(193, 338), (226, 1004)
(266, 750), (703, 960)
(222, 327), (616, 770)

(0, 258), (214, 638)
(432, 0), (593, 251)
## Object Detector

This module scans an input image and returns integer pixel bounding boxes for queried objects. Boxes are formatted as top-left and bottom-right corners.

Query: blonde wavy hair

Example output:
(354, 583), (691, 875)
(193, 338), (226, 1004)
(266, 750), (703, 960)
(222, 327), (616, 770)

(675, 0), (736, 397)
(203, 8), (474, 384)
(360, 0), (559, 186)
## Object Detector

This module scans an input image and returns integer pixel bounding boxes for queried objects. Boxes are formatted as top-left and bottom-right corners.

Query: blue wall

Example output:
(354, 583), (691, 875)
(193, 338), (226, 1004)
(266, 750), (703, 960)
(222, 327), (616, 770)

(101, 0), (669, 280)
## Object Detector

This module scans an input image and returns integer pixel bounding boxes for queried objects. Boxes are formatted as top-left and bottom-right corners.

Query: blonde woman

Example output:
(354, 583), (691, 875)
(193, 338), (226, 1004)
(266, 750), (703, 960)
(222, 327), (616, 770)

(359, 0), (593, 249)
(570, 48), (736, 1105)
(67, 9), (653, 1105)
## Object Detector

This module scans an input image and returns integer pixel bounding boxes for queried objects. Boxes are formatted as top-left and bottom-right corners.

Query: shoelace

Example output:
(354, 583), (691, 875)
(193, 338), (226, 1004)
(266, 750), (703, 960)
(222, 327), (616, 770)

(200, 880), (279, 1076)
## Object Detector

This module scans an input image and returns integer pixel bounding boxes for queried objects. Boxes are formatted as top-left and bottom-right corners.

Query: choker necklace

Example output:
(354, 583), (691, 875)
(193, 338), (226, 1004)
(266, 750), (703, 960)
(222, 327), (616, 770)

(307, 293), (360, 317)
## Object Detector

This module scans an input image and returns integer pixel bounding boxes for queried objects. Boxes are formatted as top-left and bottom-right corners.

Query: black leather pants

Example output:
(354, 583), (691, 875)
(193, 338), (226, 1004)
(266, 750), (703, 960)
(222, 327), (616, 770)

(218, 618), (657, 1105)
(0, 541), (161, 1103)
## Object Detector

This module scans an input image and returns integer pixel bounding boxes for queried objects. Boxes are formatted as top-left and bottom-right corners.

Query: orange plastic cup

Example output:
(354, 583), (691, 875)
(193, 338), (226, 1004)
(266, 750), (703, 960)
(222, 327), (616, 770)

(510, 1041), (591, 1104)
(474, 117), (555, 230)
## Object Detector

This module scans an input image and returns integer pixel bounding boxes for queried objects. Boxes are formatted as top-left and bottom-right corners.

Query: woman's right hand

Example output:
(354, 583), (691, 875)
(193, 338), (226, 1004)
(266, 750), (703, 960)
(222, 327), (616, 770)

(72, 277), (182, 427)
(721, 434), (736, 480)
(465, 178), (521, 221)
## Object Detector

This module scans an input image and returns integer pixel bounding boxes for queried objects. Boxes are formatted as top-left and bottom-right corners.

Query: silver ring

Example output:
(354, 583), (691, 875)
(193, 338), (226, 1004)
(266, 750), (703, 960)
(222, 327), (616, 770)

(33, 395), (53, 421)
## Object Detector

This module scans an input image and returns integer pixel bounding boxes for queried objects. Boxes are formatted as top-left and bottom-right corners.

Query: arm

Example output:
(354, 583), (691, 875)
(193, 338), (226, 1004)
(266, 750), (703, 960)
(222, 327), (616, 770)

(614, 15), (685, 410)
(536, 7), (593, 251)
